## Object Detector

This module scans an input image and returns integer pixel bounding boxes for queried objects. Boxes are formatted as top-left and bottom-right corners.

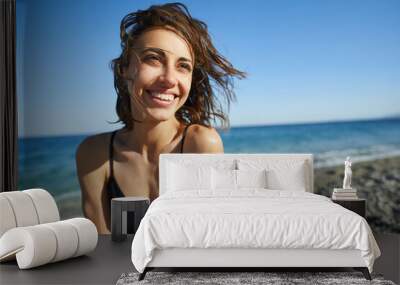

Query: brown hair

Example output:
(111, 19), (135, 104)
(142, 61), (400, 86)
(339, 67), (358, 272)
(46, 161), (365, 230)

(110, 2), (246, 129)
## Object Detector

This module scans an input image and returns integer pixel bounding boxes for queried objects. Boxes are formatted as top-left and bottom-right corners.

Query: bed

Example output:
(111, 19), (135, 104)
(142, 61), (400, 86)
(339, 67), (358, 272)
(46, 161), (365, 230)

(131, 154), (381, 280)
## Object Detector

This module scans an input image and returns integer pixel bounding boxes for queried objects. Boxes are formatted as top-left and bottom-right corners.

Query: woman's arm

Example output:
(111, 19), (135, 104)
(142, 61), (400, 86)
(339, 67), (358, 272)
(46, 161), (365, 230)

(183, 124), (224, 153)
(75, 135), (111, 234)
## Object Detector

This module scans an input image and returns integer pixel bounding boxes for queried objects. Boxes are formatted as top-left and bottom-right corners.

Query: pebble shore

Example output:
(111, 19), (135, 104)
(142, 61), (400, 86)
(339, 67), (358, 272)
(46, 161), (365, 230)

(315, 156), (400, 233)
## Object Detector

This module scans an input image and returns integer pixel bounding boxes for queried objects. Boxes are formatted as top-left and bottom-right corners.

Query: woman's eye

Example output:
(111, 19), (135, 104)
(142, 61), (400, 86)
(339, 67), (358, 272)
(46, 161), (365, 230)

(144, 55), (161, 63)
(179, 63), (192, 72)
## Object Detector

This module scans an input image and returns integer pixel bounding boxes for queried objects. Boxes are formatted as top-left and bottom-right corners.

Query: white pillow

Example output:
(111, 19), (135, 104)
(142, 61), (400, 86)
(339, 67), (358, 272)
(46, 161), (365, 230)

(236, 169), (267, 188)
(266, 163), (306, 191)
(167, 163), (212, 191)
(211, 168), (268, 190)
(210, 159), (237, 171)
(238, 159), (307, 191)
(212, 168), (237, 190)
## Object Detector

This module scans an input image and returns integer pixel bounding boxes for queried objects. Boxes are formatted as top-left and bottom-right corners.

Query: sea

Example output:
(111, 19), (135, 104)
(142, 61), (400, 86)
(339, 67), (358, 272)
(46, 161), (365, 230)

(18, 118), (400, 204)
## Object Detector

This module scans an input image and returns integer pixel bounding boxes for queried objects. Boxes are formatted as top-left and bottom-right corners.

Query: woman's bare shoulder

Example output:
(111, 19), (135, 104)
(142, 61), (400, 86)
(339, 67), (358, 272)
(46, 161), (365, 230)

(184, 124), (224, 153)
(76, 132), (111, 159)
(75, 132), (115, 174)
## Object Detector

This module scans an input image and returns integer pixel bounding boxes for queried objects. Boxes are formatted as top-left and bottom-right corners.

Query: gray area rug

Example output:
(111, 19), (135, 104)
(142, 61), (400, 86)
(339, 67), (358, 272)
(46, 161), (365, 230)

(116, 271), (396, 285)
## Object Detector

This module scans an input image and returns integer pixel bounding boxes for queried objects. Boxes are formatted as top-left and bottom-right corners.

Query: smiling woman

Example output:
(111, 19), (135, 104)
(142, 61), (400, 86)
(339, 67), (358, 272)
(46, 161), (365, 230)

(75, 3), (245, 234)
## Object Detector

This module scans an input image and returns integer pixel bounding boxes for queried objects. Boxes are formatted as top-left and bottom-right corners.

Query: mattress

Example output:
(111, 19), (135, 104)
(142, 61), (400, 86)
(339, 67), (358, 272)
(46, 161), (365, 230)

(131, 190), (380, 273)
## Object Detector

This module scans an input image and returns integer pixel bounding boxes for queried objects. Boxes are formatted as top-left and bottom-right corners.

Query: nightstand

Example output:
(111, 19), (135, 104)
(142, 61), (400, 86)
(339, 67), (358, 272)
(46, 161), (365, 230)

(111, 197), (150, 242)
(332, 199), (366, 217)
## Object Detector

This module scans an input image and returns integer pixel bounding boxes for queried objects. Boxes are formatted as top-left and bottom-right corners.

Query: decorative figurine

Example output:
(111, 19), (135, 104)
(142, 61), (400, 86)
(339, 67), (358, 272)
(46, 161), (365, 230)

(343, 156), (352, 189)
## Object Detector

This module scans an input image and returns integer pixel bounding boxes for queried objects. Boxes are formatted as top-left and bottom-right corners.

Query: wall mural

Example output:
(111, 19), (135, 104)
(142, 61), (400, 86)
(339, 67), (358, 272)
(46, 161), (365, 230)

(17, 0), (400, 233)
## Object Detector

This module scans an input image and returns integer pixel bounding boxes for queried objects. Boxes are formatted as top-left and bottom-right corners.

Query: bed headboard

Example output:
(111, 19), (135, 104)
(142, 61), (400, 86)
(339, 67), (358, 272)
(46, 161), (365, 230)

(159, 154), (314, 195)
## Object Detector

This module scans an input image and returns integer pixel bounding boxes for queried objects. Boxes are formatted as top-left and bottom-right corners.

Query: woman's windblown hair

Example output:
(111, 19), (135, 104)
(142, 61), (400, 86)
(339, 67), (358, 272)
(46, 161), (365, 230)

(110, 2), (246, 129)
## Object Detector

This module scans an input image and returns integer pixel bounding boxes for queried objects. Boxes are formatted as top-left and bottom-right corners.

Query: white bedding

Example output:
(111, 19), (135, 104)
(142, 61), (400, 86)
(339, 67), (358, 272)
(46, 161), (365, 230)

(131, 190), (380, 273)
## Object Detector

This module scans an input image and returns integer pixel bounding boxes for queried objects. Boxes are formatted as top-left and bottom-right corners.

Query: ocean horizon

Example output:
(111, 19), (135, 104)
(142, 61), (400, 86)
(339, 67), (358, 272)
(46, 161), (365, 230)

(18, 118), (400, 203)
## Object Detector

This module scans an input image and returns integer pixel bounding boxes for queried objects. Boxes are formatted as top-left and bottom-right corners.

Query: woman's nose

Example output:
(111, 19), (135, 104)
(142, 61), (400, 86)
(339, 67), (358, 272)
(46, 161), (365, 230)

(158, 66), (178, 88)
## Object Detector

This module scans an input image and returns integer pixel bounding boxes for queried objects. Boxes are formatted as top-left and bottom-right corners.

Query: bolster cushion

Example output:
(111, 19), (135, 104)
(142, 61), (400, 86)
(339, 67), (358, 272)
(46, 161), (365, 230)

(0, 189), (60, 237)
(0, 218), (98, 269)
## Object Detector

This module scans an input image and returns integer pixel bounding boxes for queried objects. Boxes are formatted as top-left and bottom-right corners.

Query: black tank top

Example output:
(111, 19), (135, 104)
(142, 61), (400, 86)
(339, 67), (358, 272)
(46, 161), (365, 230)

(106, 125), (191, 199)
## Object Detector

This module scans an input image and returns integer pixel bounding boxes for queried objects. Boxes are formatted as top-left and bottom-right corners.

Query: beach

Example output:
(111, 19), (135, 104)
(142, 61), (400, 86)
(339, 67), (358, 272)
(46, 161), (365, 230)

(57, 156), (400, 233)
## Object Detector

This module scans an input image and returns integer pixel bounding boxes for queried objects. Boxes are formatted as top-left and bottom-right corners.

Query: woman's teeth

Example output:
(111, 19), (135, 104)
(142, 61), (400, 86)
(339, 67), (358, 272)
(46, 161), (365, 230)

(151, 92), (175, 102)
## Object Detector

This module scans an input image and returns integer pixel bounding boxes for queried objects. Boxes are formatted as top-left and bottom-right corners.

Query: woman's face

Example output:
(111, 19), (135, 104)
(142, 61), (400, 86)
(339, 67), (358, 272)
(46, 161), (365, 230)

(125, 28), (194, 123)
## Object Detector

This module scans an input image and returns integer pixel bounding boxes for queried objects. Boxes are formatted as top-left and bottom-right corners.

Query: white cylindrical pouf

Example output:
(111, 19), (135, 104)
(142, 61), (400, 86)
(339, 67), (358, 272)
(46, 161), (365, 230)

(23, 189), (60, 223)
(0, 226), (57, 269)
(0, 192), (39, 227)
(65, 218), (98, 257)
(0, 196), (17, 237)
(42, 221), (79, 262)
(0, 218), (98, 269)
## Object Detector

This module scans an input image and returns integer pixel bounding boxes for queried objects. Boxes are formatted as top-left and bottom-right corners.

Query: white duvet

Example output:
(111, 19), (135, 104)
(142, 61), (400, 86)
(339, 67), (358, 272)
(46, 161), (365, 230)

(131, 190), (380, 273)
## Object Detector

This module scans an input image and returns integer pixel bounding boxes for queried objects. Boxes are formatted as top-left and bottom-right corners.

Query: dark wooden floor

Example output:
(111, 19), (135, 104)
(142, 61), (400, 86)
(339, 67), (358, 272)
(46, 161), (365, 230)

(373, 233), (400, 284)
(0, 233), (398, 284)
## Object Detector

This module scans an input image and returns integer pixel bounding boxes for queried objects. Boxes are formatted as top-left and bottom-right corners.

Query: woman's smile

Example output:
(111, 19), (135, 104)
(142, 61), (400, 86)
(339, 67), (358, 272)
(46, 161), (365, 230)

(145, 90), (179, 108)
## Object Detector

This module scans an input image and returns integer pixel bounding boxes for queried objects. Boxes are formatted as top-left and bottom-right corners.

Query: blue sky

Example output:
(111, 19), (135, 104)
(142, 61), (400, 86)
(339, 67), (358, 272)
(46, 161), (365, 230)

(17, 0), (400, 137)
